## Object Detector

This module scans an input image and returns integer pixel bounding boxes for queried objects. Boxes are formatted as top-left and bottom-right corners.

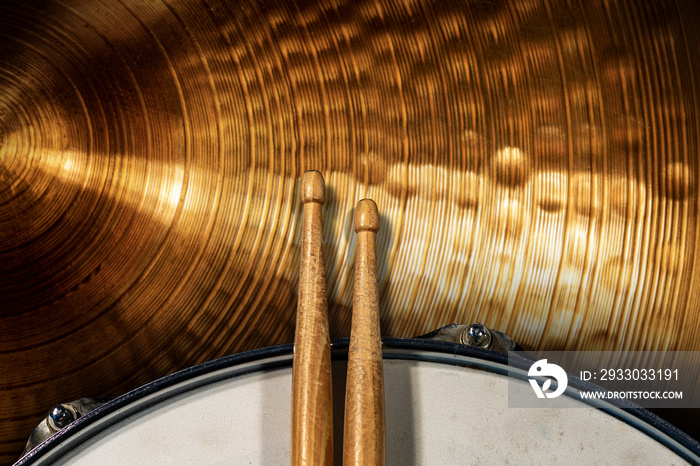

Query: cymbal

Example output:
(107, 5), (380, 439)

(2, 0), (700, 461)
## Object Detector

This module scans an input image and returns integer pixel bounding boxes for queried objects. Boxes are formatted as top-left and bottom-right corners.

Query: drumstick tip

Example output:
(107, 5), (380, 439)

(301, 170), (325, 204)
(354, 199), (379, 233)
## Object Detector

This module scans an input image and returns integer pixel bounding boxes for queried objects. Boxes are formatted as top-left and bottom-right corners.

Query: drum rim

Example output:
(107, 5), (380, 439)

(15, 338), (700, 465)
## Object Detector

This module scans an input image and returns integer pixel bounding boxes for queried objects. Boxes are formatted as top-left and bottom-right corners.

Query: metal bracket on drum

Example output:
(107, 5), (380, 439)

(21, 398), (108, 457)
(417, 322), (522, 354)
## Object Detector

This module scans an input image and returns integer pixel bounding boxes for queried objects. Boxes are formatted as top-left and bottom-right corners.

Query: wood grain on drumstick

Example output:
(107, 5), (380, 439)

(292, 170), (333, 466)
(344, 199), (386, 466)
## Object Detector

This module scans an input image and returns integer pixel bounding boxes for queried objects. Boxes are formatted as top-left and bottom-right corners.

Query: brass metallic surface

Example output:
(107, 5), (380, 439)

(2, 0), (700, 460)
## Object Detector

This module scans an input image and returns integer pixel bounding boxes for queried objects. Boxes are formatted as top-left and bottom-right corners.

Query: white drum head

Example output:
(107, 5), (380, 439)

(17, 342), (700, 465)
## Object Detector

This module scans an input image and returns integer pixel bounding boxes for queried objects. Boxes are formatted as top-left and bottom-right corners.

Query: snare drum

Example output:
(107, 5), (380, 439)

(16, 339), (700, 465)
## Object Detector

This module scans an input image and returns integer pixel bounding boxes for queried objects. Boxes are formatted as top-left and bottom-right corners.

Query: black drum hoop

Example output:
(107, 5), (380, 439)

(15, 338), (700, 465)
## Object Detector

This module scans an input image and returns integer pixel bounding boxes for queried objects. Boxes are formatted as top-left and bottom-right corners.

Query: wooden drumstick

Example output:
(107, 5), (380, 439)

(344, 199), (386, 466)
(292, 170), (333, 466)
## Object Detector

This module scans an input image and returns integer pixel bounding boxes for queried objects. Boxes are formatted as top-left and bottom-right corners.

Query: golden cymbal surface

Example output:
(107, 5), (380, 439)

(2, 0), (700, 461)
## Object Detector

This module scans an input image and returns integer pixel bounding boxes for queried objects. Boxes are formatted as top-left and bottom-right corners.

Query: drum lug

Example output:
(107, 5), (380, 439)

(21, 398), (108, 458)
(417, 323), (521, 353)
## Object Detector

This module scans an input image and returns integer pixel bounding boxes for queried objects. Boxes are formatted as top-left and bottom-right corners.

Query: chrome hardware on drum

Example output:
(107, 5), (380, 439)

(16, 336), (700, 465)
